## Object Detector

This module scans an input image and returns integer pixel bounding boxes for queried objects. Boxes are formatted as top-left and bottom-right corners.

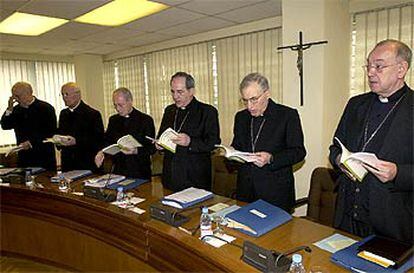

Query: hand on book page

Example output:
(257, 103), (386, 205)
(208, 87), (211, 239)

(215, 144), (256, 163)
(334, 137), (380, 182)
(362, 160), (398, 183)
(148, 128), (178, 153)
(102, 134), (142, 155)
(43, 134), (72, 145)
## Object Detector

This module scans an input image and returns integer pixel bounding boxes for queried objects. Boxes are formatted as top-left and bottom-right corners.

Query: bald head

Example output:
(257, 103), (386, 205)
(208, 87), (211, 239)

(12, 82), (34, 108)
(61, 82), (81, 108)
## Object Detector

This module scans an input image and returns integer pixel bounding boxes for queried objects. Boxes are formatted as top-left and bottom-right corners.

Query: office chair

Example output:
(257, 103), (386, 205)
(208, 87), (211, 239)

(295, 167), (338, 227)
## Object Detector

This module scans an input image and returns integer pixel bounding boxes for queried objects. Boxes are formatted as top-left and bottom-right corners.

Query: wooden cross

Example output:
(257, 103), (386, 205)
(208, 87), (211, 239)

(277, 31), (328, 106)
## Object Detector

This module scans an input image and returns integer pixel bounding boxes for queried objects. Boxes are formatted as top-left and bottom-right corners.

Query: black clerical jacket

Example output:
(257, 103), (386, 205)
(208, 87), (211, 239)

(329, 84), (413, 242)
(104, 108), (155, 179)
(58, 101), (104, 172)
(1, 98), (57, 171)
(231, 99), (306, 212)
(158, 98), (220, 192)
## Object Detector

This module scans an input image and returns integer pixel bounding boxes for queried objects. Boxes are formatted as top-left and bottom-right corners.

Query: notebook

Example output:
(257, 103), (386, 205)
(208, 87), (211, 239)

(161, 187), (214, 209)
(357, 235), (413, 268)
(331, 235), (414, 273)
(62, 170), (92, 181)
(107, 178), (149, 190)
(226, 199), (292, 237)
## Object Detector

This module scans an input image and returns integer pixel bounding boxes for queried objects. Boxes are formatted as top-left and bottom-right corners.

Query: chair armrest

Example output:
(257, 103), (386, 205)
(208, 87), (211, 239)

(293, 197), (308, 209)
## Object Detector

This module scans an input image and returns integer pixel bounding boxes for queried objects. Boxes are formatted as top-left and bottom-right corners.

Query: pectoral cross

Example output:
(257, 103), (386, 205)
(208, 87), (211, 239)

(277, 31), (328, 106)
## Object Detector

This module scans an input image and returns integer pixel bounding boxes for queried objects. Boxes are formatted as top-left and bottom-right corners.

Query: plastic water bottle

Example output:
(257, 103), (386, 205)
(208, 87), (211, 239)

(58, 171), (68, 191)
(289, 254), (306, 273)
(116, 186), (125, 203)
(25, 169), (33, 186)
(200, 207), (213, 238)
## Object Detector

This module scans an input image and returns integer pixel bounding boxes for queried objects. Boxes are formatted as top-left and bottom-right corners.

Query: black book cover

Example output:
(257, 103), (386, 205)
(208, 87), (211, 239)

(357, 235), (414, 268)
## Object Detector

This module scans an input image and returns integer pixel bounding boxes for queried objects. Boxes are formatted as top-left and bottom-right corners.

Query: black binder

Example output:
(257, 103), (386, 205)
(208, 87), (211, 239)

(357, 235), (414, 268)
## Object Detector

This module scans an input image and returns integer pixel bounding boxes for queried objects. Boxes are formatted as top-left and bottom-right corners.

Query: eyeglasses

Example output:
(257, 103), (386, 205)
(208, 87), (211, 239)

(362, 63), (399, 73)
(241, 91), (267, 105)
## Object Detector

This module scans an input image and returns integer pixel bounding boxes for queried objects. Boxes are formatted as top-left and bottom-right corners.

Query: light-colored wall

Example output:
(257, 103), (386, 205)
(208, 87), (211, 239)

(282, 0), (350, 215)
(73, 54), (105, 116)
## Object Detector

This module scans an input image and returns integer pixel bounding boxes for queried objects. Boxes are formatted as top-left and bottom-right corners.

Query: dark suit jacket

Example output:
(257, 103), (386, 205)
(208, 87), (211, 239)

(329, 85), (413, 242)
(158, 98), (220, 192)
(58, 101), (104, 172)
(1, 98), (56, 171)
(105, 108), (155, 179)
(231, 99), (306, 212)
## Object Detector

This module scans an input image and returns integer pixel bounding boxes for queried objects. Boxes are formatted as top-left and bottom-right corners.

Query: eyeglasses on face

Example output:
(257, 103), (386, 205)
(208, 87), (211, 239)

(362, 63), (399, 73)
(241, 91), (267, 105)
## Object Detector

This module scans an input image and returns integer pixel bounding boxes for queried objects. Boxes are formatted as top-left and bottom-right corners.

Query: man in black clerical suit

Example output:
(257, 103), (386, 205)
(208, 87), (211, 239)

(57, 82), (104, 172)
(231, 73), (306, 212)
(329, 40), (413, 242)
(1, 82), (56, 171)
(95, 87), (155, 179)
(157, 72), (220, 192)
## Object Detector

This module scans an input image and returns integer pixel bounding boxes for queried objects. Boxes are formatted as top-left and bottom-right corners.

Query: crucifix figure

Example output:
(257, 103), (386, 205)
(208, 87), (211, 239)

(278, 31), (328, 106)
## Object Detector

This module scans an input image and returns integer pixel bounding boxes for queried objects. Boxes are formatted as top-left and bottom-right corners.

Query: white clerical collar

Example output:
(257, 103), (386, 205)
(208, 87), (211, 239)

(69, 100), (81, 112)
(378, 96), (389, 103)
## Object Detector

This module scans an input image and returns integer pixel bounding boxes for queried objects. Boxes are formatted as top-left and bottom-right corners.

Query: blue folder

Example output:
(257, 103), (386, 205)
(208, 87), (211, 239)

(226, 199), (292, 237)
(331, 235), (414, 273)
(107, 178), (149, 190)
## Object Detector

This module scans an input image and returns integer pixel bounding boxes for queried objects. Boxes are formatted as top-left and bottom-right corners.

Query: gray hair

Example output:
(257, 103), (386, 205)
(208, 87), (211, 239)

(113, 87), (133, 101)
(61, 82), (81, 93)
(12, 81), (33, 94)
(239, 73), (270, 93)
(374, 39), (412, 69)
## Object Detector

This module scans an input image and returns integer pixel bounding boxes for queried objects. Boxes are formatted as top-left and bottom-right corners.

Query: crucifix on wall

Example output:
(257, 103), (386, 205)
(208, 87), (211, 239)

(278, 31), (328, 106)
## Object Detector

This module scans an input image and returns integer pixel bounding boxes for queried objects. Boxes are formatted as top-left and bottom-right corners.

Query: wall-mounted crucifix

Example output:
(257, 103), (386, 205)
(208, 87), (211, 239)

(277, 31), (328, 106)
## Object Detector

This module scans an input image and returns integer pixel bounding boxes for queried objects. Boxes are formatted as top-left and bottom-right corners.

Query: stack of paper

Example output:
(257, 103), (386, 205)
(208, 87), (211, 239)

(161, 187), (213, 209)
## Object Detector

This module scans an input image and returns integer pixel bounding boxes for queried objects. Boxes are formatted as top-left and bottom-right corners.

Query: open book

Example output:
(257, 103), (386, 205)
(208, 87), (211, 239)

(5, 145), (24, 157)
(335, 137), (380, 182)
(102, 134), (142, 155)
(43, 134), (71, 145)
(146, 127), (178, 153)
(215, 144), (255, 163)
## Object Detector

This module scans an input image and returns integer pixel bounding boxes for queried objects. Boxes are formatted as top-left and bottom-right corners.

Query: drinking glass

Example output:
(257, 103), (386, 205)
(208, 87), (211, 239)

(212, 215), (228, 236)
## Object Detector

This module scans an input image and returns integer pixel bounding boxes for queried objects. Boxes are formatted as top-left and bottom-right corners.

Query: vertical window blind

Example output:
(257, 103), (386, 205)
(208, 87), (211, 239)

(350, 3), (413, 97)
(0, 59), (75, 145)
(102, 27), (282, 144)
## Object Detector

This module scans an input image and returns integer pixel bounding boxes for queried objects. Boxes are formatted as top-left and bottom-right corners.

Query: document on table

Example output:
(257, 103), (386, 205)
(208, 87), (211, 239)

(313, 233), (357, 253)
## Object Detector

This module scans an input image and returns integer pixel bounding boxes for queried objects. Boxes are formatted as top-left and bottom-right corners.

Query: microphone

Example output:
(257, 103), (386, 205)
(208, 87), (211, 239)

(83, 161), (117, 202)
(242, 241), (312, 273)
(274, 245), (312, 269)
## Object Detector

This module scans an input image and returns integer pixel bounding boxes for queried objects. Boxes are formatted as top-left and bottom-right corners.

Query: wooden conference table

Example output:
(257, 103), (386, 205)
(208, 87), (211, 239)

(0, 173), (351, 272)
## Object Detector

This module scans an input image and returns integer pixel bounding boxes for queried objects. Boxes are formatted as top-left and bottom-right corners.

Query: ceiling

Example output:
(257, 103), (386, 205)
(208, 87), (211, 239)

(0, 0), (282, 56)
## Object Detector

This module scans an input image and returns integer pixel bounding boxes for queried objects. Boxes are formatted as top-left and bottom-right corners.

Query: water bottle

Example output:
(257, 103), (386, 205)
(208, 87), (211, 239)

(25, 169), (33, 186)
(289, 254), (306, 273)
(200, 207), (213, 238)
(58, 172), (68, 191)
(116, 186), (125, 203)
